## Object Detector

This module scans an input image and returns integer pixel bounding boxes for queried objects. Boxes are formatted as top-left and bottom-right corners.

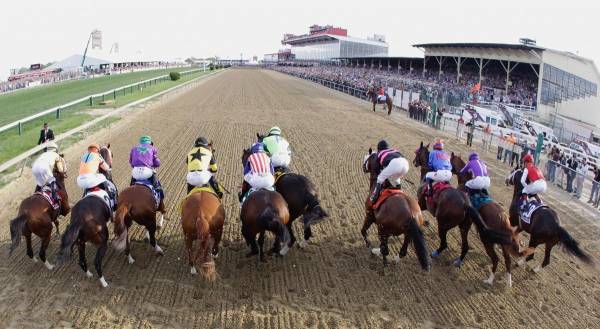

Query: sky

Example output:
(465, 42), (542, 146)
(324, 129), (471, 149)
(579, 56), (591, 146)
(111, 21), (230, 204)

(0, 0), (598, 80)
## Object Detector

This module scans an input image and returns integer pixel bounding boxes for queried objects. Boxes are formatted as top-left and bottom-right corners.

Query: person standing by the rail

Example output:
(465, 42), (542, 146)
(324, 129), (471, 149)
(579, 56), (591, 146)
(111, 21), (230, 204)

(38, 123), (55, 145)
(574, 158), (588, 199)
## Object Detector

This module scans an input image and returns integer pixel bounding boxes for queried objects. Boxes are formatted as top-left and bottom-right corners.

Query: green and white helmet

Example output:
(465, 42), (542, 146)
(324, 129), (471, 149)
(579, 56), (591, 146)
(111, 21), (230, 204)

(140, 135), (152, 144)
(268, 126), (281, 136)
(46, 141), (59, 152)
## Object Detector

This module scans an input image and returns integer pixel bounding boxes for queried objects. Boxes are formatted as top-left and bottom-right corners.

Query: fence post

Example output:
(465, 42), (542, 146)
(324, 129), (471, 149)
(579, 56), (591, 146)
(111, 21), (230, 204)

(89, 96), (93, 106)
(102, 93), (105, 102)
(56, 108), (61, 119)
(113, 90), (116, 99)
(18, 122), (22, 135)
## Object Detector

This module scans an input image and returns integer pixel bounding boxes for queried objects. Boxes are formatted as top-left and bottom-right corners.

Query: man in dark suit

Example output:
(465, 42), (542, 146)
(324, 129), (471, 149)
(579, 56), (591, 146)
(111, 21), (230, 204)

(38, 123), (55, 145)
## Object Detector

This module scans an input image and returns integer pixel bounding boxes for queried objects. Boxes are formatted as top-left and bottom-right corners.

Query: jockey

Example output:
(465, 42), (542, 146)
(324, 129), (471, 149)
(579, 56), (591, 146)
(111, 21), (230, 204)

(369, 140), (409, 204)
(425, 139), (452, 195)
(186, 137), (223, 198)
(31, 141), (64, 201)
(77, 144), (114, 202)
(239, 143), (275, 202)
(377, 85), (386, 102)
(261, 126), (291, 172)
(459, 152), (491, 195)
(520, 154), (547, 210)
(129, 135), (164, 200)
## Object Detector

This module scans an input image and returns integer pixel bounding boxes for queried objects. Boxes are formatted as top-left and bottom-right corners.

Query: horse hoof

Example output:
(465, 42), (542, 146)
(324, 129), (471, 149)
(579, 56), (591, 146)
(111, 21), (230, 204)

(32, 256), (39, 263)
(144, 231), (150, 241)
(127, 255), (135, 264)
(297, 239), (308, 249)
(393, 255), (401, 263)
(371, 248), (381, 256)
(431, 250), (441, 258)
(155, 244), (164, 255)
(506, 273), (513, 288)
(483, 273), (495, 285)
(99, 276), (109, 288)
(190, 267), (197, 275)
(158, 214), (165, 228)
(516, 258), (526, 267)
(44, 261), (55, 270)
(453, 258), (464, 267)
(279, 245), (290, 256)
(533, 265), (542, 273)
(85, 270), (93, 278)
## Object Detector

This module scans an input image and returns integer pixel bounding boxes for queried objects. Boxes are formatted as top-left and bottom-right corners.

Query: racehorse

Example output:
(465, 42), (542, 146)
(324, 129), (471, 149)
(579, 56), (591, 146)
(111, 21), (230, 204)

(57, 144), (116, 288)
(181, 190), (225, 281)
(361, 148), (430, 270)
(366, 86), (393, 115)
(506, 168), (592, 272)
(413, 142), (512, 266)
(450, 153), (524, 287)
(413, 141), (430, 181)
(9, 158), (70, 270)
(244, 146), (328, 249)
(112, 183), (166, 264)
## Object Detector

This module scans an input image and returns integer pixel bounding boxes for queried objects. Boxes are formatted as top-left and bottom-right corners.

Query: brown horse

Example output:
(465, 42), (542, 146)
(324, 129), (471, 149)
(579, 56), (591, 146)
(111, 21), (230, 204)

(181, 190), (225, 281)
(450, 153), (523, 287)
(413, 142), (512, 267)
(9, 159), (70, 270)
(361, 148), (430, 270)
(57, 145), (115, 288)
(240, 189), (291, 262)
(506, 168), (592, 272)
(112, 184), (166, 264)
(366, 87), (393, 115)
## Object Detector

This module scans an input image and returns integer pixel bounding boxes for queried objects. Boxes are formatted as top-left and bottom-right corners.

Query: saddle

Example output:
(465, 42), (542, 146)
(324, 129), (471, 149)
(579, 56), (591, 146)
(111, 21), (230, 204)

(424, 182), (453, 209)
(376, 94), (388, 103)
(35, 186), (60, 210)
(372, 188), (405, 210)
(84, 187), (114, 213)
(178, 186), (219, 215)
(133, 179), (162, 209)
(469, 192), (493, 210)
(274, 170), (289, 184)
(519, 199), (547, 225)
(241, 187), (274, 204)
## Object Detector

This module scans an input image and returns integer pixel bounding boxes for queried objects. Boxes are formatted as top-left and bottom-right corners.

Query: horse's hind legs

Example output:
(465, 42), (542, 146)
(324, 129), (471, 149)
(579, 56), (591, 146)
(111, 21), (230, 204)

(78, 240), (92, 278)
(146, 222), (163, 255)
(454, 223), (472, 267)
(125, 235), (134, 264)
(39, 234), (54, 270)
(24, 229), (35, 261)
(502, 246), (513, 288)
(286, 222), (297, 248)
(361, 213), (375, 248)
(185, 235), (196, 274)
(211, 228), (223, 258)
(397, 235), (412, 261)
(258, 231), (266, 262)
(53, 220), (60, 239)
(432, 227), (448, 258)
(483, 243), (499, 285)
(534, 242), (556, 273)
(95, 242), (109, 288)
(376, 235), (390, 267)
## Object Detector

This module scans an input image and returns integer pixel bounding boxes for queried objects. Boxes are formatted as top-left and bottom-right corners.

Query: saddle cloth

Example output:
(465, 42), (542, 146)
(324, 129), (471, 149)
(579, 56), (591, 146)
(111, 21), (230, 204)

(520, 200), (546, 224)
(35, 186), (60, 210)
(84, 189), (113, 212)
(134, 180), (161, 209)
(470, 193), (493, 210)
(178, 186), (218, 215)
(425, 182), (453, 208)
(372, 188), (405, 210)
(242, 187), (275, 204)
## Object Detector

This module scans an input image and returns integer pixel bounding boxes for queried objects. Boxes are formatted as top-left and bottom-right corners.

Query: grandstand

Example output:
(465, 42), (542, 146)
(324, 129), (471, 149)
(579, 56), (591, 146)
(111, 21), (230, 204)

(275, 24), (388, 62)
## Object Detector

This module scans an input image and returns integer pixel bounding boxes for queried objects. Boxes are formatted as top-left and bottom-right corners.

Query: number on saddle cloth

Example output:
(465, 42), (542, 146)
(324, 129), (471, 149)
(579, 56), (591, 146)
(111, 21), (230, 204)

(520, 200), (543, 224)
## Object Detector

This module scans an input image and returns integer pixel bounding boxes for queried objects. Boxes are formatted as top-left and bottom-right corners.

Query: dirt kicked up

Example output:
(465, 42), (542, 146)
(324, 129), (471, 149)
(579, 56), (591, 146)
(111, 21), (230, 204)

(0, 69), (599, 329)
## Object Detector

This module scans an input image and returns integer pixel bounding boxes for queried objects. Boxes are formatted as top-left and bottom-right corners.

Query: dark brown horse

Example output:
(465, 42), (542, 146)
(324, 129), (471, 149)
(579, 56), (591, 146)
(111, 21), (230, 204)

(181, 190), (225, 281)
(57, 144), (115, 288)
(112, 184), (166, 264)
(450, 153), (523, 287)
(366, 87), (393, 115)
(361, 148), (430, 270)
(506, 168), (592, 272)
(413, 142), (512, 267)
(243, 147), (328, 249)
(9, 159), (70, 270)
(240, 189), (291, 262)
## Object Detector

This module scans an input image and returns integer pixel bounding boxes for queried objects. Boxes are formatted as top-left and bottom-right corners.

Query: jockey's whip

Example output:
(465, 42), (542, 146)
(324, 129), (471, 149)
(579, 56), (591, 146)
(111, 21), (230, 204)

(404, 178), (416, 186)
(221, 186), (232, 194)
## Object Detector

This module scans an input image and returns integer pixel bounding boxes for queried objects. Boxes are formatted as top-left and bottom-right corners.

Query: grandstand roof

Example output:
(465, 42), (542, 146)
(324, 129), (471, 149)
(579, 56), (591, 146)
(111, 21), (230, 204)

(283, 34), (387, 47)
(413, 42), (544, 51)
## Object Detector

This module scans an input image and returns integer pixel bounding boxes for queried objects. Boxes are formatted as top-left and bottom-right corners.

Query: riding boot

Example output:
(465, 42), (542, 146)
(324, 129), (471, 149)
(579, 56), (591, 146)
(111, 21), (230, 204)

(209, 176), (223, 199)
(481, 189), (489, 197)
(239, 181), (250, 203)
(370, 183), (382, 204)
(34, 185), (41, 193)
(129, 177), (135, 186)
(187, 183), (194, 194)
(428, 180), (434, 197)
(520, 195), (529, 212)
(152, 174), (164, 200)
(50, 181), (59, 202)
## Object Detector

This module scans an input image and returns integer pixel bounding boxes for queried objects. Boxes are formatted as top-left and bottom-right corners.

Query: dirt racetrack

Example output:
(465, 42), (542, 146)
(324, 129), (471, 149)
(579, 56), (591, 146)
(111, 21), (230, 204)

(1, 69), (600, 329)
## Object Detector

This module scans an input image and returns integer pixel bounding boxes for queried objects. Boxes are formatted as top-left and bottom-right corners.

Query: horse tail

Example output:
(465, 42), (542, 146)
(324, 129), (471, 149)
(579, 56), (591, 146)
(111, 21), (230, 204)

(9, 212), (29, 255)
(408, 217), (430, 271)
(557, 226), (593, 265)
(257, 206), (290, 255)
(465, 205), (512, 245)
(57, 212), (85, 263)
(195, 215), (217, 282)
(112, 203), (131, 252)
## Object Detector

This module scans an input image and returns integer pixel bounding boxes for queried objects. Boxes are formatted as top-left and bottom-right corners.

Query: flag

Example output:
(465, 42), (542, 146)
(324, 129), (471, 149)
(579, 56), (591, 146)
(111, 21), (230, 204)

(469, 82), (481, 94)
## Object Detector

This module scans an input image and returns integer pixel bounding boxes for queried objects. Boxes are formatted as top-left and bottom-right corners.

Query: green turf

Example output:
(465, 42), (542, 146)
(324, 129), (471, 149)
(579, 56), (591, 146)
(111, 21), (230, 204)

(0, 67), (201, 126)
(0, 69), (215, 164)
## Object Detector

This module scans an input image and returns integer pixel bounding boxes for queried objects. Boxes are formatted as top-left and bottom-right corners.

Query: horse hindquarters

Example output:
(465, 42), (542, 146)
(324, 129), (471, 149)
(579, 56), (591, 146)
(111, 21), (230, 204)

(408, 218), (430, 271)
(9, 213), (29, 254)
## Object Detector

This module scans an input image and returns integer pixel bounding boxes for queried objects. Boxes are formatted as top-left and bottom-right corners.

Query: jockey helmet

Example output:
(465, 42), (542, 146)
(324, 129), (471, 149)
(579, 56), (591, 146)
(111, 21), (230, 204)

(194, 137), (209, 147)
(140, 135), (152, 145)
(469, 152), (479, 160)
(251, 142), (264, 153)
(377, 140), (389, 152)
(523, 154), (534, 163)
(433, 139), (444, 150)
(268, 126), (281, 136)
(46, 141), (59, 152)
(88, 143), (100, 152)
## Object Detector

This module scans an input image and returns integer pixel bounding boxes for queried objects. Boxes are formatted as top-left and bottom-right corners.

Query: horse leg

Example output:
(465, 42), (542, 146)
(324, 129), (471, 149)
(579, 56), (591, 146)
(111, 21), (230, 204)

(39, 233), (54, 270)
(397, 234), (412, 262)
(455, 221), (472, 267)
(379, 235), (390, 267)
(53, 220), (60, 239)
(483, 243), (499, 285)
(361, 212), (375, 248)
(24, 228), (35, 261)
(157, 201), (166, 229)
(125, 234), (135, 264)
(286, 222), (297, 248)
(95, 241), (109, 288)
(534, 242), (556, 273)
(243, 225), (259, 257)
(78, 240), (93, 278)
(185, 234), (196, 274)
(146, 221), (163, 255)
(211, 228), (223, 258)
(502, 245), (513, 288)
(372, 103), (376, 112)
(258, 231), (266, 262)
(432, 226), (448, 258)
(517, 239), (540, 267)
